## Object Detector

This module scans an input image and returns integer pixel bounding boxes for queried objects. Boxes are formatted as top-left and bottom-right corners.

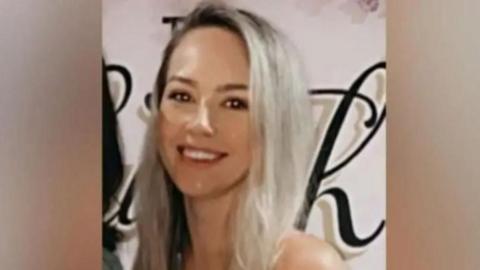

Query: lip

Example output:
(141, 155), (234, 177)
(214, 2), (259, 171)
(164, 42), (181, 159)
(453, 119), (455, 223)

(176, 144), (228, 164)
(177, 144), (227, 155)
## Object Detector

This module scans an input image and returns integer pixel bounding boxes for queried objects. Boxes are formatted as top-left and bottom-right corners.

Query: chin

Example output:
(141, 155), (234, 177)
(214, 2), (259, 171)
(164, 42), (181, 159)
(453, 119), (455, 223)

(172, 174), (245, 200)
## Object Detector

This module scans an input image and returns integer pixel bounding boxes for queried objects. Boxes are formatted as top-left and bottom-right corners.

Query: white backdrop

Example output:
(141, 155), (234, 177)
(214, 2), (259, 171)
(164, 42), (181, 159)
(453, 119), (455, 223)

(103, 0), (386, 269)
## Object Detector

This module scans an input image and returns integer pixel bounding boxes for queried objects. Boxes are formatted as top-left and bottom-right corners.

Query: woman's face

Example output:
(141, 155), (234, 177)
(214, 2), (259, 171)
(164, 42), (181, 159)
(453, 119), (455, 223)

(157, 27), (252, 199)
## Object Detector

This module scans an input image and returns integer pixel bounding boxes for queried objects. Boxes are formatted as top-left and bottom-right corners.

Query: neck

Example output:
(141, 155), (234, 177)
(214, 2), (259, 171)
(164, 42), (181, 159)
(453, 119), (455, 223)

(183, 190), (240, 270)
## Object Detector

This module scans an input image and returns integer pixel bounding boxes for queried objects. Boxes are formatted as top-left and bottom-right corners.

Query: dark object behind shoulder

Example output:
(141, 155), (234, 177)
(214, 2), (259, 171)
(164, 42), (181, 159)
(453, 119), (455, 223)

(103, 247), (123, 270)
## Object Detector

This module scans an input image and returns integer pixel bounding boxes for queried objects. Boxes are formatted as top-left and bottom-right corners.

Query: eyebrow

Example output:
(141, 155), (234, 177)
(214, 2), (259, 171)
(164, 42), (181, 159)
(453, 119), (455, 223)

(167, 75), (198, 87)
(167, 75), (248, 92)
(217, 83), (248, 93)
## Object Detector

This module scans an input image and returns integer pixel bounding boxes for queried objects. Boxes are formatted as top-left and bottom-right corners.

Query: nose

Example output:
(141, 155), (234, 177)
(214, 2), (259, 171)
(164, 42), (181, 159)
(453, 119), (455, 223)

(185, 101), (215, 137)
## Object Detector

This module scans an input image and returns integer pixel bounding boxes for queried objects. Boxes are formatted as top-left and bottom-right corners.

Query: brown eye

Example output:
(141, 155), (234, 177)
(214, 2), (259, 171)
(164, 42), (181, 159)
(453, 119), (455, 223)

(167, 91), (193, 103)
(223, 98), (248, 110)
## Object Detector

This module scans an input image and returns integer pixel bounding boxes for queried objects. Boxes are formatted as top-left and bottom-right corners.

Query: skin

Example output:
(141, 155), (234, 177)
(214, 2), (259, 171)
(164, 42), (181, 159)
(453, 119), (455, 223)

(275, 231), (347, 270)
(157, 26), (345, 270)
(157, 26), (251, 270)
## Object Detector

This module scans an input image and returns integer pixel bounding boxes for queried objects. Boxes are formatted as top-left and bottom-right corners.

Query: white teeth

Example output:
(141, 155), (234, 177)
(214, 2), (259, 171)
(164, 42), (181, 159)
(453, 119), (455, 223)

(182, 148), (220, 161)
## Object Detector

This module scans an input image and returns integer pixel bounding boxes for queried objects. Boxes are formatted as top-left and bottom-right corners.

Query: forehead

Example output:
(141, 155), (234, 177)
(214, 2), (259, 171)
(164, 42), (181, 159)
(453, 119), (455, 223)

(167, 26), (249, 85)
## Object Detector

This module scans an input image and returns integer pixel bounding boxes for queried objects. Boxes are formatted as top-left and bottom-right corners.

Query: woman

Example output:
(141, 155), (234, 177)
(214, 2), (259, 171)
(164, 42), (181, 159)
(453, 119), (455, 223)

(134, 2), (345, 270)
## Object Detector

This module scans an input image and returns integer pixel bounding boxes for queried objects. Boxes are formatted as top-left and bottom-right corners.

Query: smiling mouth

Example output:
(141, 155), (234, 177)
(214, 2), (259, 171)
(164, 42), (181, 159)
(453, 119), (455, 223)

(177, 145), (228, 163)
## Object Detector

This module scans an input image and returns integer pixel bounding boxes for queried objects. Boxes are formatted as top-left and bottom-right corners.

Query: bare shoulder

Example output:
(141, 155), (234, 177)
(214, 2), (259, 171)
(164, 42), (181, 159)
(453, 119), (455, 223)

(275, 231), (347, 270)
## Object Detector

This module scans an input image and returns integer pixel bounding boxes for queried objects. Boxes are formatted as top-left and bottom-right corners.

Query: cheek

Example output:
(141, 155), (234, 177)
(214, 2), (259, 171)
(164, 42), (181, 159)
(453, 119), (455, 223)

(156, 109), (182, 162)
(221, 116), (252, 164)
(160, 102), (195, 125)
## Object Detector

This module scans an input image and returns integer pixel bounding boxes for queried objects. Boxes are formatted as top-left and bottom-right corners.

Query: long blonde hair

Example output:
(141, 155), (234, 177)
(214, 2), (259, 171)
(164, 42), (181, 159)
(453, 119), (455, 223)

(134, 2), (315, 270)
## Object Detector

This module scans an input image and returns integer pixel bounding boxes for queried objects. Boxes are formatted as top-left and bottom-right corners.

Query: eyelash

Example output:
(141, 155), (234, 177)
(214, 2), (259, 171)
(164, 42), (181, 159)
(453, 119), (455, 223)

(167, 91), (248, 110)
(167, 90), (193, 103)
(222, 98), (249, 110)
